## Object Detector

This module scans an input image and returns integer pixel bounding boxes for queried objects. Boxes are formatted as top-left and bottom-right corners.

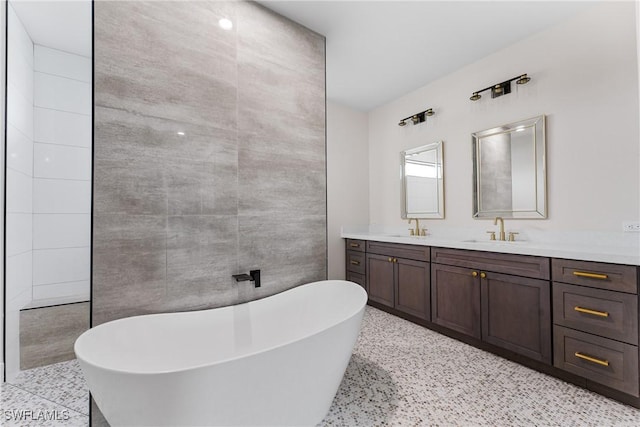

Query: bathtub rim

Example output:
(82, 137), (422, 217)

(75, 280), (367, 375)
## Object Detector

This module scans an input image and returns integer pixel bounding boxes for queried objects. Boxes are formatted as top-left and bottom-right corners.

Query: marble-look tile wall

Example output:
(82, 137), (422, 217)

(93, 1), (326, 325)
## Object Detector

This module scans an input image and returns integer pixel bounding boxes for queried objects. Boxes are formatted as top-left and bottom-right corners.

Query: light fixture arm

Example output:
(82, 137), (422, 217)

(398, 108), (434, 126)
(470, 74), (530, 101)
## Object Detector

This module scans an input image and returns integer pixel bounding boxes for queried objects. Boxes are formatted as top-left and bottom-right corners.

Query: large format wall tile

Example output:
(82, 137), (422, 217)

(20, 302), (90, 370)
(93, 0), (325, 368)
(237, 213), (327, 303)
(94, 106), (237, 164)
(94, 1), (238, 129)
(237, 51), (325, 142)
(236, 1), (325, 86)
(238, 132), (325, 216)
(166, 215), (239, 311)
(93, 158), (167, 216)
(93, 215), (167, 325)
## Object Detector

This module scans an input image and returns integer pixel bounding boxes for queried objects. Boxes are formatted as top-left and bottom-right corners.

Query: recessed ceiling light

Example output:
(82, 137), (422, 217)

(219, 18), (233, 31)
(177, 131), (185, 136)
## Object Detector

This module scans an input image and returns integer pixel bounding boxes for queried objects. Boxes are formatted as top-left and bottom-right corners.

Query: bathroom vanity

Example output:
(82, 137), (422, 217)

(344, 235), (640, 407)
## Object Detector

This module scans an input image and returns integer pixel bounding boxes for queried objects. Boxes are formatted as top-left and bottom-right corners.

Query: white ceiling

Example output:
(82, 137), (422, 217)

(8, 1), (593, 110)
(259, 1), (594, 111)
(10, 0), (92, 58)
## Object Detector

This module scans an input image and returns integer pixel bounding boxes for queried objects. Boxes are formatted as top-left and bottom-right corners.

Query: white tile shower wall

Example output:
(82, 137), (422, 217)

(34, 72), (91, 115)
(32, 280), (90, 302)
(31, 45), (92, 304)
(34, 45), (92, 83)
(32, 247), (91, 286)
(6, 213), (32, 256)
(5, 3), (34, 380)
(6, 4), (33, 314)
(33, 179), (91, 213)
(33, 143), (91, 180)
(34, 107), (91, 148)
(7, 124), (33, 175)
(33, 214), (91, 249)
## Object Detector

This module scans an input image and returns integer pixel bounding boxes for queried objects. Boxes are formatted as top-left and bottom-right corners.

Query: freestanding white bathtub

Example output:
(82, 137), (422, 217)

(75, 280), (367, 426)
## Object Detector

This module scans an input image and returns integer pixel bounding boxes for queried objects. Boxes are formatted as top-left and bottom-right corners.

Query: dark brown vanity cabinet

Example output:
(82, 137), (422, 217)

(365, 241), (430, 320)
(431, 263), (481, 339)
(345, 239), (366, 290)
(552, 259), (639, 396)
(431, 247), (552, 364)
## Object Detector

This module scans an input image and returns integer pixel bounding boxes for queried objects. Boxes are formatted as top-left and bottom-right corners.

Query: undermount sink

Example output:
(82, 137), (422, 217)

(462, 239), (527, 245)
(386, 234), (427, 238)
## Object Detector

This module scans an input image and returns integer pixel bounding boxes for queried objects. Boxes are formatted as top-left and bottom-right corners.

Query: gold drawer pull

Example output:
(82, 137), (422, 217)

(471, 271), (478, 277)
(350, 260), (360, 266)
(349, 243), (360, 248)
(574, 352), (610, 367)
(573, 271), (609, 280)
(480, 272), (486, 279)
(574, 306), (609, 317)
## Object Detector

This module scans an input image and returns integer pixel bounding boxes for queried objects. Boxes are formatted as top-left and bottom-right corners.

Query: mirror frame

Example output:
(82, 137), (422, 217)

(472, 115), (546, 219)
(401, 141), (445, 219)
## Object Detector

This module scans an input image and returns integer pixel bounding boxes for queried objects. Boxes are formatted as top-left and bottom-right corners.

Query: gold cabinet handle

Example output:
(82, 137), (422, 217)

(471, 271), (478, 277)
(350, 260), (360, 266)
(393, 258), (398, 263)
(573, 271), (608, 280)
(480, 272), (486, 279)
(574, 306), (609, 317)
(388, 257), (393, 262)
(574, 352), (609, 367)
(349, 243), (360, 248)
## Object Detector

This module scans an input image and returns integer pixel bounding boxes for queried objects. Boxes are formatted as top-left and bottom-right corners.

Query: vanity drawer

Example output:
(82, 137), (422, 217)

(346, 239), (366, 252)
(346, 250), (366, 275)
(431, 247), (550, 280)
(554, 326), (639, 396)
(552, 259), (637, 294)
(553, 283), (638, 345)
(366, 241), (429, 262)
(346, 271), (366, 290)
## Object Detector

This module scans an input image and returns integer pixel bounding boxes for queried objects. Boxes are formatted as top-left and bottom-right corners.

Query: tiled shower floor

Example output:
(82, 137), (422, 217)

(2, 306), (640, 426)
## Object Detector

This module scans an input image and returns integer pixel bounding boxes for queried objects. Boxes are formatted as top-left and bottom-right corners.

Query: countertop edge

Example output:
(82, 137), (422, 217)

(341, 233), (640, 266)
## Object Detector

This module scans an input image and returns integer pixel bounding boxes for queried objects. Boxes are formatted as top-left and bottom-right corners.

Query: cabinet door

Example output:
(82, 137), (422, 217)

(346, 271), (366, 291)
(481, 272), (551, 364)
(395, 258), (430, 320)
(431, 264), (481, 339)
(366, 253), (395, 307)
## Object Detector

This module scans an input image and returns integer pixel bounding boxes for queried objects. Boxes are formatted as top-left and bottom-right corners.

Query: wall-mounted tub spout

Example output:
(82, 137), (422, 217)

(232, 270), (261, 288)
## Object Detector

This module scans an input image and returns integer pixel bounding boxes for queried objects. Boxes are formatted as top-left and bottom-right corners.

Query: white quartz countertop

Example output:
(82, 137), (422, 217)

(341, 228), (640, 266)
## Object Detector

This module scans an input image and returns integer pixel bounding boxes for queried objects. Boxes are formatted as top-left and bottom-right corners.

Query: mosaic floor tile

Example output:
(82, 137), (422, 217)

(318, 307), (640, 426)
(0, 382), (88, 426)
(2, 306), (640, 426)
(11, 360), (89, 416)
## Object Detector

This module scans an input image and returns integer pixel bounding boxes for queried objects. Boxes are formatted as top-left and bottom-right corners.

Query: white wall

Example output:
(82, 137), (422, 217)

(368, 2), (639, 232)
(5, 3), (34, 379)
(327, 101), (369, 279)
(31, 45), (91, 305)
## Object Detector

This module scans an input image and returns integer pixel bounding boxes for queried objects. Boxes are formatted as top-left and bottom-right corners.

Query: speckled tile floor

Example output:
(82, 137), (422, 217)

(2, 306), (640, 426)
(320, 307), (640, 426)
(0, 359), (88, 426)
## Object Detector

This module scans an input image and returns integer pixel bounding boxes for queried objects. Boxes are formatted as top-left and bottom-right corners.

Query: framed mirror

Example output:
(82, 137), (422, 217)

(472, 115), (546, 218)
(401, 141), (444, 219)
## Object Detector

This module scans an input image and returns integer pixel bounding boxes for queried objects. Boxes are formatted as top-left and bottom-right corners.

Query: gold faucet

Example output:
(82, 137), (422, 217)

(408, 218), (420, 236)
(494, 217), (506, 241)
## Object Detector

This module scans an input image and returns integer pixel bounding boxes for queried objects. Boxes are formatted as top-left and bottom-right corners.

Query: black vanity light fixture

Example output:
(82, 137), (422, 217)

(398, 108), (434, 127)
(470, 74), (531, 102)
